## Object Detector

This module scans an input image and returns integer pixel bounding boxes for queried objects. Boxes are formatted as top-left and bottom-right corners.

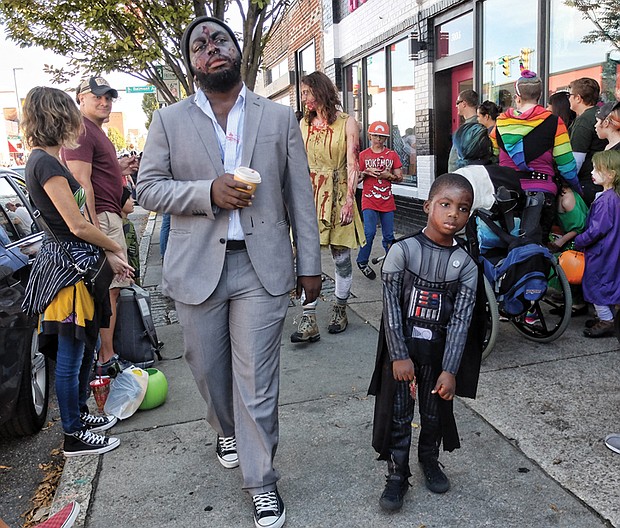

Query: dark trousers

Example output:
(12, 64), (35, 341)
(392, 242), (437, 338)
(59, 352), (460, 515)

(388, 363), (441, 476)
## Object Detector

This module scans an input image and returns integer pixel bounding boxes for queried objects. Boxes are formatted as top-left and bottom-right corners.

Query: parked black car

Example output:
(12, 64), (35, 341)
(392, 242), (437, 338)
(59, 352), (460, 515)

(0, 167), (48, 438)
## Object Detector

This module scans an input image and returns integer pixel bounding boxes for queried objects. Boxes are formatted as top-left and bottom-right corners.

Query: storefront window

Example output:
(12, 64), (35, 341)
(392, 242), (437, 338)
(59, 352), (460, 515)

(390, 39), (416, 183)
(344, 61), (363, 128)
(482, 0), (537, 110)
(550, 0), (618, 102)
(366, 50), (387, 128)
(436, 12), (473, 59)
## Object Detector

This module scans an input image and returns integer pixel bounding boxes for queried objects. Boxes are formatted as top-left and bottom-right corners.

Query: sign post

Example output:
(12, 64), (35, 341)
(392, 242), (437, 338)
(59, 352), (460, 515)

(155, 65), (181, 103)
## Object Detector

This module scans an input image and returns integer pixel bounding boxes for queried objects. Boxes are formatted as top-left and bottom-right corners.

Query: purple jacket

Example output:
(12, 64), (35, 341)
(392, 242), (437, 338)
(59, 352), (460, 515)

(574, 189), (620, 305)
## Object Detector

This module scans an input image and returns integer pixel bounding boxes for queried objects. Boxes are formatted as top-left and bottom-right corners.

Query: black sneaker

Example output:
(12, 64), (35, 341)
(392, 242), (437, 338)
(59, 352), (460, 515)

(357, 262), (376, 280)
(80, 412), (117, 432)
(252, 488), (285, 528)
(64, 429), (120, 457)
(216, 435), (239, 468)
(421, 459), (450, 493)
(379, 473), (409, 511)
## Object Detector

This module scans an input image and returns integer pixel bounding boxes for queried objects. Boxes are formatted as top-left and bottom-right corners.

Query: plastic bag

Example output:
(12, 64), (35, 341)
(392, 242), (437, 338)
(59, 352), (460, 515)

(104, 367), (149, 419)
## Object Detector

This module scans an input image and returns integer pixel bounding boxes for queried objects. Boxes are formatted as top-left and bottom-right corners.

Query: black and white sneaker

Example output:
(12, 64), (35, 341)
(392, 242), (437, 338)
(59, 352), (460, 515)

(80, 412), (117, 432)
(252, 488), (285, 528)
(357, 262), (377, 280)
(216, 435), (239, 468)
(64, 429), (120, 457)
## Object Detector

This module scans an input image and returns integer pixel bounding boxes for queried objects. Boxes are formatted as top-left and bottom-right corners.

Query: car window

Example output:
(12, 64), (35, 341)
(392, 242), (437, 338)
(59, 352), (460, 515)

(0, 176), (42, 258)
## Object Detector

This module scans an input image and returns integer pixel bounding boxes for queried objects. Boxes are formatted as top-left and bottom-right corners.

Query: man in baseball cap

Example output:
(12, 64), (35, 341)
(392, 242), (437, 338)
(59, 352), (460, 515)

(62, 73), (138, 378)
(75, 76), (119, 101)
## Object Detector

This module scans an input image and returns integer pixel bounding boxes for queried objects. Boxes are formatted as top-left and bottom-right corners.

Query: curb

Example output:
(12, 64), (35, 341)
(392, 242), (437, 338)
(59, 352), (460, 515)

(49, 210), (158, 527)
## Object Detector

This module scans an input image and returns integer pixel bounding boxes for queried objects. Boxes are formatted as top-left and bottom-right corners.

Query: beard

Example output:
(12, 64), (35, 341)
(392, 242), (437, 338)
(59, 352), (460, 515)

(194, 57), (242, 93)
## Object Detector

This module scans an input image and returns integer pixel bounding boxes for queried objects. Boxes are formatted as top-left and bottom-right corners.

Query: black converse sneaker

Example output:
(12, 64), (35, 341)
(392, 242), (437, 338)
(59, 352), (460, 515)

(421, 459), (450, 493)
(252, 488), (285, 528)
(80, 412), (117, 432)
(379, 473), (409, 511)
(357, 262), (377, 280)
(64, 429), (120, 457)
(216, 435), (239, 468)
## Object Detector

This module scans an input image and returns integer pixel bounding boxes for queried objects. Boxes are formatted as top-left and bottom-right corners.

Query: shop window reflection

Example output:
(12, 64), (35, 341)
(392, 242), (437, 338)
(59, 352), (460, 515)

(550, 0), (618, 102)
(390, 39), (416, 184)
(482, 0), (537, 111)
(366, 51), (386, 128)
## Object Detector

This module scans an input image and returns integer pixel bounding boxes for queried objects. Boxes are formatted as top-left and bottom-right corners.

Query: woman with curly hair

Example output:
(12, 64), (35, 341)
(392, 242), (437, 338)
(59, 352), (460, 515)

(21, 86), (133, 457)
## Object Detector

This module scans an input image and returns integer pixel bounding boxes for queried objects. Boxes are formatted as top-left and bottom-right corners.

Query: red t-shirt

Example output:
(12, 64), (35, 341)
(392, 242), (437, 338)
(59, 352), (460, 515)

(62, 117), (123, 216)
(359, 147), (402, 212)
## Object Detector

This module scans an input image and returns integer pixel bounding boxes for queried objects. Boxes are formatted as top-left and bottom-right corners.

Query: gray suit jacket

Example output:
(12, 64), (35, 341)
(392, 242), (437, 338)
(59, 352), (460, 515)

(136, 89), (321, 305)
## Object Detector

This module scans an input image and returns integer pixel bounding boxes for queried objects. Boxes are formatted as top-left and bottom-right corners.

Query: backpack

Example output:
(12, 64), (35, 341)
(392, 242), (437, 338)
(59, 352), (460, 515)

(113, 285), (162, 368)
(476, 211), (553, 316)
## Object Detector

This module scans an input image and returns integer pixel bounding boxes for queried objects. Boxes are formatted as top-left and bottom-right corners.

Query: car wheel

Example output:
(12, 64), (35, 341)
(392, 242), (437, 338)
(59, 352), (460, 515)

(0, 329), (49, 438)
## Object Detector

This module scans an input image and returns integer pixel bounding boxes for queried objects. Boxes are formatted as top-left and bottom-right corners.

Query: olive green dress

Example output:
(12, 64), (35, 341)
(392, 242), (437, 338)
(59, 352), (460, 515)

(302, 112), (365, 248)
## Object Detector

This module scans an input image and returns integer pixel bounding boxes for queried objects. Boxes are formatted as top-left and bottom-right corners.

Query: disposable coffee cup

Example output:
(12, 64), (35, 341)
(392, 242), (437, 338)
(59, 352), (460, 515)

(233, 167), (261, 195)
(90, 376), (111, 414)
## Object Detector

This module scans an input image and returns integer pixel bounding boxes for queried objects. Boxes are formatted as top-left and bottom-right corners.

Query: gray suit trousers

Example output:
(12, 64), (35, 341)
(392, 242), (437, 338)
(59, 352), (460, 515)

(175, 249), (289, 494)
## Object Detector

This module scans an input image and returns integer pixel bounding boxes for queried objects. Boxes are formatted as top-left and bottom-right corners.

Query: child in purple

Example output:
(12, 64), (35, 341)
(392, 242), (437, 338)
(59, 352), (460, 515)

(574, 150), (620, 337)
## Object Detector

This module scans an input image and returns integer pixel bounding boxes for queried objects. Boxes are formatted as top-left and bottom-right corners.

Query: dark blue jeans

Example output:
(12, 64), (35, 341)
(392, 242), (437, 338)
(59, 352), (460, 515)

(56, 334), (93, 433)
(357, 209), (395, 265)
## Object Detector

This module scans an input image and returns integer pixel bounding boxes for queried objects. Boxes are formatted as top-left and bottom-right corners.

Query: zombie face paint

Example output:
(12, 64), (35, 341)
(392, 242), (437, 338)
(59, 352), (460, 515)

(301, 84), (317, 112)
(189, 21), (242, 92)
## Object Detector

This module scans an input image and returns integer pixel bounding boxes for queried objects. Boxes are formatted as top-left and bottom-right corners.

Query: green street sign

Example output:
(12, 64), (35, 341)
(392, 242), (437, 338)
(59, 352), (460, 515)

(126, 85), (156, 94)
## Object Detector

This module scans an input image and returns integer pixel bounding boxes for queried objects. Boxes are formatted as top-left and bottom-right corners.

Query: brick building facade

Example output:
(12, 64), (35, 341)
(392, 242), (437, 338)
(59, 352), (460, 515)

(257, 0), (620, 236)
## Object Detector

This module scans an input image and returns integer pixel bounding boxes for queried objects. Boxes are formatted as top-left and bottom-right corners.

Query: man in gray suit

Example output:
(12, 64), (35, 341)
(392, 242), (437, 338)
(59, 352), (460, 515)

(137, 16), (321, 528)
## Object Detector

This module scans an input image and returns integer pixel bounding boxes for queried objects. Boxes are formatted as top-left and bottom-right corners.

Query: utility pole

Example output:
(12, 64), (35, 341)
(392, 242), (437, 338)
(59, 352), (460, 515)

(12, 67), (23, 122)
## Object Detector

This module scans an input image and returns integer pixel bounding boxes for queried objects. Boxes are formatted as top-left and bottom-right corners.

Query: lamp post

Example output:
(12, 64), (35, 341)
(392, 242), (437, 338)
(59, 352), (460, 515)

(12, 67), (23, 122)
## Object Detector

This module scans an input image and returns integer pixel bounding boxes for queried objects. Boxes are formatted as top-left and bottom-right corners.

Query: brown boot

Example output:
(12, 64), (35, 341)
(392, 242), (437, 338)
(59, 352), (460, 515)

(328, 303), (348, 334)
(290, 313), (320, 343)
(583, 319), (614, 338)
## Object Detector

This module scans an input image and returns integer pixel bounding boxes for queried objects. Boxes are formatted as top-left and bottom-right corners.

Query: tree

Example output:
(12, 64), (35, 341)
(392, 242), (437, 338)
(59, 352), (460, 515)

(0, 0), (289, 103)
(141, 93), (160, 130)
(107, 126), (126, 151)
(565, 1), (620, 53)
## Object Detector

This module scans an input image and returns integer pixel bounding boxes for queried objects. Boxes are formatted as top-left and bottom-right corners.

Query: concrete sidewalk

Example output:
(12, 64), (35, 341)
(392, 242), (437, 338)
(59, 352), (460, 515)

(52, 213), (619, 528)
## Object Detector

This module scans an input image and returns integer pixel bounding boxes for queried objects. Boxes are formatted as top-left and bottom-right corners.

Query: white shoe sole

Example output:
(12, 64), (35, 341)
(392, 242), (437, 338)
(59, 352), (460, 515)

(254, 508), (285, 528)
(217, 454), (239, 469)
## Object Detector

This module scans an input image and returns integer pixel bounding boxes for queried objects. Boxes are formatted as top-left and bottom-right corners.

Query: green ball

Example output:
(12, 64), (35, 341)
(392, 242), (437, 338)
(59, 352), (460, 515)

(139, 368), (168, 410)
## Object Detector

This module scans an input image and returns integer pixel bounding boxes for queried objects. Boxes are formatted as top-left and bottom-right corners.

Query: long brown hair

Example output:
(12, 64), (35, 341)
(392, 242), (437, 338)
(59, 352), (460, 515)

(300, 71), (341, 125)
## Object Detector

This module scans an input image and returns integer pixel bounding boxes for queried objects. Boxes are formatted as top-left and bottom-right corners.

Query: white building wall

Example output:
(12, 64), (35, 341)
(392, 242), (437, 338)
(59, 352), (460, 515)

(330, 0), (442, 198)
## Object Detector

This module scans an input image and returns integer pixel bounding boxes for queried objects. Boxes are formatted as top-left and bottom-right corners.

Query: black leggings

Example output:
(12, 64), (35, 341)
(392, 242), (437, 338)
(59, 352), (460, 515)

(388, 363), (442, 475)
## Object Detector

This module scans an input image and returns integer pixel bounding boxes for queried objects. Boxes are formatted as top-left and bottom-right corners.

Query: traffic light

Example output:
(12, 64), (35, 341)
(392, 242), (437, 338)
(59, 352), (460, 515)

(501, 55), (511, 77)
(520, 48), (533, 71)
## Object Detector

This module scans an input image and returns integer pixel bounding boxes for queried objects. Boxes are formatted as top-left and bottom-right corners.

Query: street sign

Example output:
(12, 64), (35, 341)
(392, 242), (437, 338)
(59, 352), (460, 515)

(126, 85), (156, 94)
(155, 65), (177, 81)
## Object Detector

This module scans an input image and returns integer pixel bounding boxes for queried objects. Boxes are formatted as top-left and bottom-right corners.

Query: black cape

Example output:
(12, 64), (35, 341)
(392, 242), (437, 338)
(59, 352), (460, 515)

(367, 262), (486, 460)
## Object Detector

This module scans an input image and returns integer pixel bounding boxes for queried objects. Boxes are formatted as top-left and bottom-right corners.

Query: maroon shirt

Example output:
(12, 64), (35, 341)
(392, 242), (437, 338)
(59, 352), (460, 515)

(62, 117), (123, 216)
